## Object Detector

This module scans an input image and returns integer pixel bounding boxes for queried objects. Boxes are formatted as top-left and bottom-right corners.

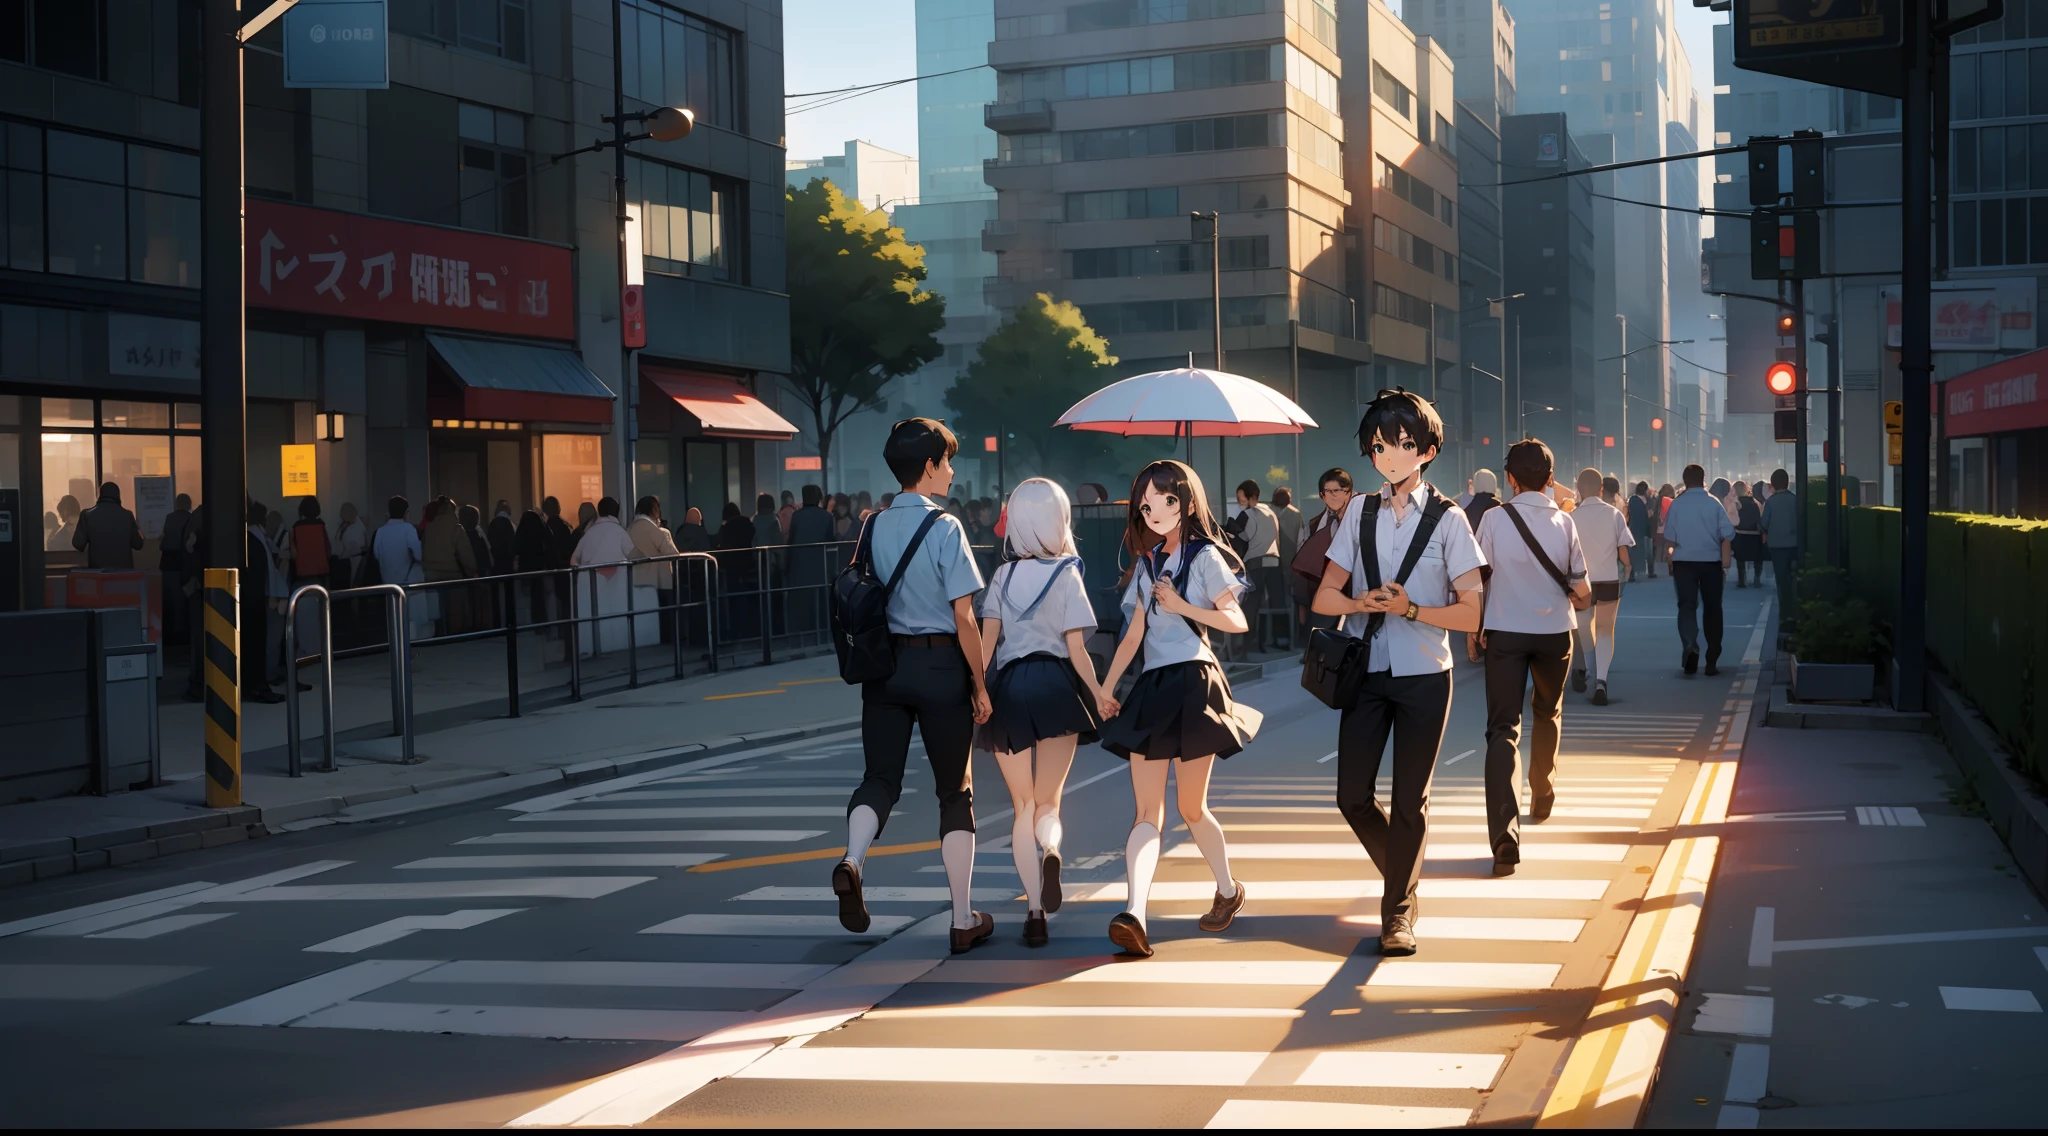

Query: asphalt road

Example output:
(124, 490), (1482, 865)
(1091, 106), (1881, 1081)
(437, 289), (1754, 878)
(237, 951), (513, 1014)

(0, 577), (1770, 1128)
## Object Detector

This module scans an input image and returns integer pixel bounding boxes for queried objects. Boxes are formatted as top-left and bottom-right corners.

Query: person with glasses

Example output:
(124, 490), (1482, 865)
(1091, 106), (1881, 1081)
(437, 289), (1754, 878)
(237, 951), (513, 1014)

(1289, 469), (1356, 642)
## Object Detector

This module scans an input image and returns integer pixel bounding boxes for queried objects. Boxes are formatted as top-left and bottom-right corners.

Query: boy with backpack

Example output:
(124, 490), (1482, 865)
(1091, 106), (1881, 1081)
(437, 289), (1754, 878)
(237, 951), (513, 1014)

(832, 418), (995, 954)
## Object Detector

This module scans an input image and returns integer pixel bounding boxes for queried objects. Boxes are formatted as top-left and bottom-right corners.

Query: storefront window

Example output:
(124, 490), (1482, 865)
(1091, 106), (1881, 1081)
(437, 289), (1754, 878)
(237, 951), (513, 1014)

(174, 402), (201, 429)
(683, 440), (730, 518)
(42, 398), (93, 427)
(102, 400), (173, 430)
(100, 433), (174, 537)
(41, 430), (94, 557)
(541, 434), (605, 517)
(35, 399), (201, 567)
(636, 438), (672, 516)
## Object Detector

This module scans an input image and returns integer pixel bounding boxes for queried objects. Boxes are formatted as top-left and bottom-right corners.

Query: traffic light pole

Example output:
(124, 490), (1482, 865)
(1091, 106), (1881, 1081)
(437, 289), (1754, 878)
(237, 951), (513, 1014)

(200, 0), (247, 574)
(1826, 311), (1842, 567)
(1896, 11), (1934, 714)
(1790, 278), (1808, 560)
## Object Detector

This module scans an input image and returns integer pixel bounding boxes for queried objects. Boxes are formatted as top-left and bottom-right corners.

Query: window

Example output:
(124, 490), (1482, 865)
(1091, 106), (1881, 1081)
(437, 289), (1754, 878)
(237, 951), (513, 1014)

(1372, 62), (1413, 119)
(1435, 113), (1455, 156)
(1220, 234), (1269, 269)
(1069, 243), (1201, 278)
(1066, 186), (1180, 221)
(1065, 0), (1271, 33)
(1376, 155), (1440, 218)
(1285, 44), (1341, 116)
(14, 128), (199, 287)
(1080, 295), (1285, 335)
(1, 121), (44, 272)
(394, 0), (527, 63)
(457, 103), (529, 237)
(1294, 117), (1342, 174)
(620, 0), (739, 131)
(630, 157), (738, 281)
(0, 0), (107, 80)
(1061, 113), (1278, 162)
(1007, 44), (1278, 103)
(1373, 282), (1432, 325)
(1305, 0), (1338, 49)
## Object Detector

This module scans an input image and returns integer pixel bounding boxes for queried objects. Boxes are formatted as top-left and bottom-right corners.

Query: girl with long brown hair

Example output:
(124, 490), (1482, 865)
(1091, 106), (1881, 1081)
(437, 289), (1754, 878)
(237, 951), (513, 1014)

(1095, 459), (1263, 958)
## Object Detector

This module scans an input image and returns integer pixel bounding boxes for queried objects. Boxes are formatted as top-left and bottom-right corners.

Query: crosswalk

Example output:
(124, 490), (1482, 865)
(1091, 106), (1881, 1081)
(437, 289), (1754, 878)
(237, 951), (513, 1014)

(7, 691), (1719, 1128)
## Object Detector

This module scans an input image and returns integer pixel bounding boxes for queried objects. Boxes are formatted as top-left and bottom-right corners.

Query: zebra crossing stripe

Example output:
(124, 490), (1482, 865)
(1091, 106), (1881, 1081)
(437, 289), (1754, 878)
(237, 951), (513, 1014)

(202, 568), (240, 807)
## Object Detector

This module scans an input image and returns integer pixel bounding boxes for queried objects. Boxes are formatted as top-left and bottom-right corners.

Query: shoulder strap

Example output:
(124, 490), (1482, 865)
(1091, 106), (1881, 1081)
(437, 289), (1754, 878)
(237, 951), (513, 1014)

(1502, 504), (1574, 598)
(1018, 557), (1079, 620)
(1356, 495), (1383, 593)
(1391, 489), (1453, 588)
(881, 509), (945, 596)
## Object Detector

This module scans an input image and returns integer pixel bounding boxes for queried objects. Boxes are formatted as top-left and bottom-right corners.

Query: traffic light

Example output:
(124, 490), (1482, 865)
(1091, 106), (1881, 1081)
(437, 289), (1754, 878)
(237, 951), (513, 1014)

(1751, 209), (1821, 280)
(1776, 311), (1797, 338)
(1790, 130), (1825, 207)
(1651, 417), (1664, 431)
(1766, 362), (1799, 396)
(1749, 135), (1781, 207)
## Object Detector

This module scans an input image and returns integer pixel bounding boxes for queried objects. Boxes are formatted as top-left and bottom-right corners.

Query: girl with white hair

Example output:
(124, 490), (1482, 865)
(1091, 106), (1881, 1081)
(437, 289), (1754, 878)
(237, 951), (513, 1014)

(975, 477), (1113, 947)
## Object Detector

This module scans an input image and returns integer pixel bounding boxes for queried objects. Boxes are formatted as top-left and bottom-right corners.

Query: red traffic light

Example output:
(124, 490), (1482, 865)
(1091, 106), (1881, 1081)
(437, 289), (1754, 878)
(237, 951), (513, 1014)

(1766, 362), (1799, 396)
(1650, 417), (1664, 431)
(1776, 311), (1796, 336)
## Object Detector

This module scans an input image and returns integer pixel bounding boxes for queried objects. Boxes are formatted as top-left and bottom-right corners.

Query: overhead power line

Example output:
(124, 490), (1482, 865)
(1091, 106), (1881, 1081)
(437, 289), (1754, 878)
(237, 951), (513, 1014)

(786, 64), (990, 116)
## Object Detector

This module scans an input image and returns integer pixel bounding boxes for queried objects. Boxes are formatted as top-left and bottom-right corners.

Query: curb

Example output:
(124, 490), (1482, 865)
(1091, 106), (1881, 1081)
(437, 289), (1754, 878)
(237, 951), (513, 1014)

(1927, 672), (2048, 901)
(1763, 684), (1937, 732)
(0, 716), (864, 890)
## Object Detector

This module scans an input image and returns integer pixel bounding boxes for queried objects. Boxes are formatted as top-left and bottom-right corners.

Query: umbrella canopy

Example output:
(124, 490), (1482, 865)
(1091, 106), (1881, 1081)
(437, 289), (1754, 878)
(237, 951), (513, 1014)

(1054, 367), (1318, 437)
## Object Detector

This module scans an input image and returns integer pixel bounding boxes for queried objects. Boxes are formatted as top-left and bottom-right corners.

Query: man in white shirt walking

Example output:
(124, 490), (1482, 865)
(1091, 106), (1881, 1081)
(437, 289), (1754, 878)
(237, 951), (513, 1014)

(1471, 440), (1591, 876)
(1234, 480), (1282, 651)
(1569, 468), (1634, 705)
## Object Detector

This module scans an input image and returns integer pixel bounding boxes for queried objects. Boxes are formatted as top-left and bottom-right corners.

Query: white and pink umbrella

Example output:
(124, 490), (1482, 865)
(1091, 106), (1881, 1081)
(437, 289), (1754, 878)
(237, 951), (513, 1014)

(1055, 367), (1317, 459)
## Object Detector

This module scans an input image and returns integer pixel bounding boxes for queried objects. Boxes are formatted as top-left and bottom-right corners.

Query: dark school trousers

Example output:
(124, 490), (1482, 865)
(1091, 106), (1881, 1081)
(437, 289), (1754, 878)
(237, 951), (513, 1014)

(1672, 560), (1726, 662)
(1769, 548), (1799, 624)
(1337, 669), (1452, 924)
(851, 643), (977, 838)
(1482, 629), (1572, 854)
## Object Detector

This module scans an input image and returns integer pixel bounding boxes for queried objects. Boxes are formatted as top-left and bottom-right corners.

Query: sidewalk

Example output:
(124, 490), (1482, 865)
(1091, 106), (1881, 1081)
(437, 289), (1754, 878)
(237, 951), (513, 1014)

(1645, 654), (2048, 1127)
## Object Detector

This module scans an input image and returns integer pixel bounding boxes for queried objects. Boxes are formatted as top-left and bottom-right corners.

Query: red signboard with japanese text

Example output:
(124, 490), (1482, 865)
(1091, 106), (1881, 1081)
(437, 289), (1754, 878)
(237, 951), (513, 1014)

(245, 200), (575, 340)
(1944, 347), (2048, 439)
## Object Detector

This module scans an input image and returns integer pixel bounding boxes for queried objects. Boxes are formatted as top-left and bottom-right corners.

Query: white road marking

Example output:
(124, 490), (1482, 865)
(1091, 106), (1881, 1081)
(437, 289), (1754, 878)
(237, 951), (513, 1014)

(84, 913), (236, 940)
(1443, 749), (1477, 766)
(190, 959), (443, 1027)
(412, 960), (834, 988)
(1724, 1041), (1770, 1104)
(2036, 945), (2048, 975)
(233, 878), (652, 901)
(28, 862), (351, 937)
(1165, 842), (1627, 863)
(863, 1005), (1306, 1021)
(1293, 1050), (1505, 1089)
(504, 730), (862, 812)
(594, 787), (878, 802)
(1365, 961), (1562, 989)
(1223, 823), (1637, 834)
(1728, 811), (1846, 823)
(920, 959), (1345, 986)
(1748, 907), (1775, 967)
(1317, 750), (1338, 763)
(1064, 879), (1610, 901)
(299, 1000), (751, 1042)
(457, 830), (826, 844)
(1773, 926), (2048, 953)
(1693, 993), (1774, 1036)
(396, 854), (724, 869)
(1215, 805), (1652, 819)
(1855, 806), (1926, 827)
(730, 1045), (1272, 1086)
(305, 910), (522, 954)
(1938, 986), (2042, 1012)
(729, 886), (1015, 902)
(515, 807), (860, 821)
(1336, 915), (1585, 942)
(640, 913), (916, 936)
(1206, 1100), (1473, 1129)
(0, 882), (217, 939)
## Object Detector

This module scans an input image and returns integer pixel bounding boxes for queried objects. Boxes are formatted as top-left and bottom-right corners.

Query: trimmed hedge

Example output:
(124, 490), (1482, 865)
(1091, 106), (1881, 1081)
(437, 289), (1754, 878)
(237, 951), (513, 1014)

(1840, 506), (2048, 780)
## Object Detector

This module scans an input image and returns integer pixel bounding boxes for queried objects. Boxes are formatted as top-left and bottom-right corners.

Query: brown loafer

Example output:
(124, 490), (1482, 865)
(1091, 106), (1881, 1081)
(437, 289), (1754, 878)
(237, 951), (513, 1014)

(949, 910), (995, 954)
(1198, 879), (1246, 932)
(1041, 850), (1063, 914)
(1380, 913), (1418, 957)
(832, 859), (869, 933)
(1108, 912), (1153, 958)
(1023, 911), (1048, 947)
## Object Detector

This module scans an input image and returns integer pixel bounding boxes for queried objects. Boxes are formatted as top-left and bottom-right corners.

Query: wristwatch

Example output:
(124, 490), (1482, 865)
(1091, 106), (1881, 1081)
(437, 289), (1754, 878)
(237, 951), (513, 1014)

(1403, 601), (1420, 621)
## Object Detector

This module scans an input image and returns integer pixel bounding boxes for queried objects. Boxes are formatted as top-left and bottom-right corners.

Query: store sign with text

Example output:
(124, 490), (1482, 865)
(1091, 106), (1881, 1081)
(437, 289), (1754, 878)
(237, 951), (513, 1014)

(1943, 350), (2048, 439)
(1882, 278), (2038, 353)
(246, 200), (575, 340)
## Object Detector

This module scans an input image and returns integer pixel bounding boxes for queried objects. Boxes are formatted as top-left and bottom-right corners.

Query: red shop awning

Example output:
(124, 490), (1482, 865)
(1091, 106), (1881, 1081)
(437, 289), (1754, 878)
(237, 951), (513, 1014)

(1944, 346), (2048, 438)
(428, 332), (615, 425)
(644, 366), (800, 441)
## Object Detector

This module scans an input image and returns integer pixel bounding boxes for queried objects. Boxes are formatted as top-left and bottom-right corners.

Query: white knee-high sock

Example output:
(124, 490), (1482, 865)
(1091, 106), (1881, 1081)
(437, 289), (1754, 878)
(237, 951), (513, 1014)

(1123, 822), (1161, 929)
(1010, 810), (1041, 911)
(844, 805), (880, 868)
(1035, 809), (1063, 858)
(1186, 812), (1236, 898)
(942, 830), (977, 928)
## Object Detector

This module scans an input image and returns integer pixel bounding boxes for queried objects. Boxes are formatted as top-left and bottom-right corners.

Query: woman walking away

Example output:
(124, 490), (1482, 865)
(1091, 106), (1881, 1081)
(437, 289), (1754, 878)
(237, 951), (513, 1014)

(1097, 460), (1263, 959)
(1732, 481), (1764, 588)
(976, 479), (1113, 947)
(1569, 469), (1634, 705)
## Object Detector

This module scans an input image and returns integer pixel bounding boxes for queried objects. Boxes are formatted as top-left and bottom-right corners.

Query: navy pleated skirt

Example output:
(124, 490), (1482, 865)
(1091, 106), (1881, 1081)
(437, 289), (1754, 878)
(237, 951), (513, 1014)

(1098, 659), (1263, 762)
(976, 653), (1103, 754)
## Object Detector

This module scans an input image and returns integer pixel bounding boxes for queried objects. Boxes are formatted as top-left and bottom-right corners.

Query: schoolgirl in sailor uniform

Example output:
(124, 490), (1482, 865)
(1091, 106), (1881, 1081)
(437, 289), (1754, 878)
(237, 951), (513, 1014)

(975, 479), (1113, 947)
(1096, 460), (1264, 958)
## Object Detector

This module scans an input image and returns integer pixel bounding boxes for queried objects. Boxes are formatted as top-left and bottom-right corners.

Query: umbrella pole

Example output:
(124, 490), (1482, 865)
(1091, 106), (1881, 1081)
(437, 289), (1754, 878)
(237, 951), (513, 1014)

(1184, 421), (1193, 466)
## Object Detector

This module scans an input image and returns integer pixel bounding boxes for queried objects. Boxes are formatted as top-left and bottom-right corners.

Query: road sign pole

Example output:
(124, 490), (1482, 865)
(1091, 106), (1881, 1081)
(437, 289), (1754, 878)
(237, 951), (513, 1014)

(1826, 310), (1843, 567)
(201, 0), (247, 576)
(1791, 278), (1808, 562)
(1896, 3), (1934, 713)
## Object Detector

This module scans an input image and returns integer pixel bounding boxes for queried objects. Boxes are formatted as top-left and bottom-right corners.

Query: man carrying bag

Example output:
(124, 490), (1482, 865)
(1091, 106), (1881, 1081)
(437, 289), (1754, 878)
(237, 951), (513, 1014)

(1309, 391), (1486, 958)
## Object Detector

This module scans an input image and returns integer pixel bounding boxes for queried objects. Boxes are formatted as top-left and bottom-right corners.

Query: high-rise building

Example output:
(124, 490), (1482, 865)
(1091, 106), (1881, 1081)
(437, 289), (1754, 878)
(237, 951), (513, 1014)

(784, 140), (920, 213)
(980, 0), (1373, 492)
(1500, 114), (1599, 472)
(1401, 0), (1516, 479)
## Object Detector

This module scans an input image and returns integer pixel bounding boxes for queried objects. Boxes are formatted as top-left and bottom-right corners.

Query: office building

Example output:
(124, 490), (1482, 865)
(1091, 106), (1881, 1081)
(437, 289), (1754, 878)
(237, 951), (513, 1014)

(784, 139), (920, 214)
(1, 0), (794, 610)
(1500, 113), (1599, 473)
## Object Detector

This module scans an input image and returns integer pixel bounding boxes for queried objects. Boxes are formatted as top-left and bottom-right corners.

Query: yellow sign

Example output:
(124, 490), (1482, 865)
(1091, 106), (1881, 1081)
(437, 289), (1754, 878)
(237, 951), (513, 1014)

(281, 444), (317, 499)
(1887, 433), (1903, 466)
(1883, 400), (1904, 433)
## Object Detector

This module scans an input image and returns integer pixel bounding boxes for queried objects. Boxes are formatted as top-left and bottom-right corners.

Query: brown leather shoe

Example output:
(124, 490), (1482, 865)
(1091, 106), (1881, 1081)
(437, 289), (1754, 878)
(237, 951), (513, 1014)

(1380, 913), (1418, 956)
(949, 910), (995, 954)
(1108, 912), (1153, 958)
(1040, 850), (1063, 914)
(1023, 911), (1048, 947)
(1492, 845), (1519, 877)
(1198, 879), (1246, 932)
(831, 859), (869, 933)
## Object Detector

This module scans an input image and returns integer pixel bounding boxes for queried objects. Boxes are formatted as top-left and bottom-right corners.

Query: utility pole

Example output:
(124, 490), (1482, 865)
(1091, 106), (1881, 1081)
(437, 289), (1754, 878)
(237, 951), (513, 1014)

(1896, 5), (1934, 713)
(201, 0), (248, 574)
(1825, 311), (1843, 567)
(1790, 278), (1808, 559)
(612, 0), (634, 506)
(1616, 313), (1629, 485)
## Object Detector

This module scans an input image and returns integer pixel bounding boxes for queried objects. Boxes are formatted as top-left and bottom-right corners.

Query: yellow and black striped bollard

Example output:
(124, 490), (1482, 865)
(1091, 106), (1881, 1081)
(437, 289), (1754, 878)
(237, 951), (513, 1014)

(202, 567), (241, 807)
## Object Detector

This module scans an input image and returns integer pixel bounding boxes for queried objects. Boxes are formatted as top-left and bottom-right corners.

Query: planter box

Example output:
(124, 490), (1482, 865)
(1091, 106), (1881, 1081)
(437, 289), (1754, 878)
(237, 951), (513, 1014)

(1791, 656), (1875, 703)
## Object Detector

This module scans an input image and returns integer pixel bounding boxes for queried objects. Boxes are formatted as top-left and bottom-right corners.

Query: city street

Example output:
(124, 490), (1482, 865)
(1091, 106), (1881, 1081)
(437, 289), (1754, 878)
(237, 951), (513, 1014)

(1, 579), (1773, 1127)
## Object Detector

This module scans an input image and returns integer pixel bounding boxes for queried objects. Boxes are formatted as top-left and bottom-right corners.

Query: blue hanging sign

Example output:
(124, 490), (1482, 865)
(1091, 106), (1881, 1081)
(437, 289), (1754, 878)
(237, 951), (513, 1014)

(282, 0), (389, 90)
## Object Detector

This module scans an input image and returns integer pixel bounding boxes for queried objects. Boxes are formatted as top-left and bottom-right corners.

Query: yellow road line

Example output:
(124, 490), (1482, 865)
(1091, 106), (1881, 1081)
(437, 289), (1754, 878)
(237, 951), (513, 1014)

(777, 678), (841, 687)
(687, 840), (942, 873)
(702, 689), (789, 701)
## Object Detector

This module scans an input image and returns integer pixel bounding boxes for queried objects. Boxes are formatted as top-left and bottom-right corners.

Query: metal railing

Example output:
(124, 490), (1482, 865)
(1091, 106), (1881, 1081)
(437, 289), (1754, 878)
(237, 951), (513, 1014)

(285, 582), (412, 777)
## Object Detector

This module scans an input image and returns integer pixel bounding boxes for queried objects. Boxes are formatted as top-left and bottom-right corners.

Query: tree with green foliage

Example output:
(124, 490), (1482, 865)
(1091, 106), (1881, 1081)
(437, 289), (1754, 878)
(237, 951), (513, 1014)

(785, 178), (945, 489)
(945, 293), (1137, 491)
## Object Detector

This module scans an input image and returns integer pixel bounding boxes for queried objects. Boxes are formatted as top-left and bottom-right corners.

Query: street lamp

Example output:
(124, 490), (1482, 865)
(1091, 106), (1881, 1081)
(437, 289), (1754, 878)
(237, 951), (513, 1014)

(1487, 293), (1525, 458)
(1601, 318), (1692, 485)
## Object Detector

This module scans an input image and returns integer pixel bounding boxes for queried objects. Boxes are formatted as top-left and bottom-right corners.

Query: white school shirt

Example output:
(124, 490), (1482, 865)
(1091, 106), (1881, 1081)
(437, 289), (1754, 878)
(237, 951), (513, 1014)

(869, 493), (984, 635)
(978, 556), (1096, 669)
(1475, 492), (1587, 634)
(1324, 484), (1486, 676)
(1574, 497), (1635, 584)
(1119, 541), (1244, 672)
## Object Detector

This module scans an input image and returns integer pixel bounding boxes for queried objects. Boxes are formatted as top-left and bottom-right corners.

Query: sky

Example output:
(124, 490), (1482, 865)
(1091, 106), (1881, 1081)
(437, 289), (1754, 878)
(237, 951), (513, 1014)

(781, 0), (1726, 174)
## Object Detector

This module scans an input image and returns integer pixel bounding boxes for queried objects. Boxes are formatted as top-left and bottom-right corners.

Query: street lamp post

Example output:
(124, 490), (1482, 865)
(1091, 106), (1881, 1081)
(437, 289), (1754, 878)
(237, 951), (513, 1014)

(1487, 293), (1525, 450)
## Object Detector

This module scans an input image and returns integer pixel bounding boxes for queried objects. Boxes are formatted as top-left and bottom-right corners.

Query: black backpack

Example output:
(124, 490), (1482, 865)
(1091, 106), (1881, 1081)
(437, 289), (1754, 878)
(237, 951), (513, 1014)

(831, 508), (944, 685)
